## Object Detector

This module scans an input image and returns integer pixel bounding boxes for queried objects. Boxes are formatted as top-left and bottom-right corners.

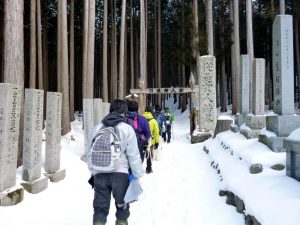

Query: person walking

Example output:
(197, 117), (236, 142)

(159, 107), (175, 143)
(125, 101), (151, 162)
(143, 106), (160, 173)
(87, 99), (144, 225)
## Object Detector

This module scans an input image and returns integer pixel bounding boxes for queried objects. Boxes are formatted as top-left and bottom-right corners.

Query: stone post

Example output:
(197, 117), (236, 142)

(0, 83), (24, 206)
(45, 92), (65, 182)
(93, 98), (102, 126)
(82, 98), (94, 159)
(192, 56), (216, 143)
(21, 89), (48, 193)
(238, 55), (250, 115)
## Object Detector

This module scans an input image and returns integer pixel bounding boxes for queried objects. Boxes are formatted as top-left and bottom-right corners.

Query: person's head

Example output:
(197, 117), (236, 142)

(127, 101), (139, 112)
(109, 99), (128, 114)
(154, 104), (161, 112)
(145, 106), (153, 113)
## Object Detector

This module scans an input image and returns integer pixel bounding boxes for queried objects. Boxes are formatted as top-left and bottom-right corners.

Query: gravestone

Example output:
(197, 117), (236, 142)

(252, 58), (265, 115)
(238, 55), (250, 115)
(93, 98), (102, 126)
(44, 92), (65, 182)
(261, 15), (300, 151)
(284, 139), (300, 181)
(21, 89), (48, 193)
(82, 98), (94, 159)
(0, 83), (23, 206)
(192, 55), (216, 143)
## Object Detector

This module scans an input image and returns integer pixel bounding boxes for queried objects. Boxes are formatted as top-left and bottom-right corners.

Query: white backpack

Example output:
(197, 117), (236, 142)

(89, 126), (122, 172)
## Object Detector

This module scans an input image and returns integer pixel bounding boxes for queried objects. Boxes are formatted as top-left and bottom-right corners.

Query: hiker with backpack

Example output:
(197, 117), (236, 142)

(87, 99), (144, 225)
(143, 106), (160, 174)
(125, 101), (151, 162)
(158, 107), (175, 143)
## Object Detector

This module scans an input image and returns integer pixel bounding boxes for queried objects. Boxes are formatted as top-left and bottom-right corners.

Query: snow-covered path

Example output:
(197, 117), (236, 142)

(0, 107), (244, 225)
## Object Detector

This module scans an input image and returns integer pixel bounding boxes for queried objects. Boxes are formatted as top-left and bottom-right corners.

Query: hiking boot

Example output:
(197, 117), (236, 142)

(115, 219), (128, 225)
(94, 222), (105, 225)
(146, 168), (153, 174)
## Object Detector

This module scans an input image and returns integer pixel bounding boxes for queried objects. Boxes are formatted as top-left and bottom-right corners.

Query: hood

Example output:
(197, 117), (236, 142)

(126, 111), (138, 119)
(102, 112), (126, 127)
(143, 112), (154, 120)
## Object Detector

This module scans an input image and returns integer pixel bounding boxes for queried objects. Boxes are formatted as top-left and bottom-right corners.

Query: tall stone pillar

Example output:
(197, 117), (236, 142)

(82, 98), (94, 159)
(45, 92), (65, 182)
(0, 83), (23, 206)
(21, 89), (48, 193)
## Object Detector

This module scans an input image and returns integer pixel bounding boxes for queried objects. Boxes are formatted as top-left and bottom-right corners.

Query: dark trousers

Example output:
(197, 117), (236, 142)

(93, 173), (130, 224)
(162, 126), (171, 142)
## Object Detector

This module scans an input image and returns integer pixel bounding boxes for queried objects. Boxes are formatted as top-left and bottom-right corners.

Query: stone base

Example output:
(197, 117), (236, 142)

(0, 187), (24, 206)
(235, 114), (244, 127)
(284, 139), (300, 181)
(45, 169), (66, 183)
(230, 124), (239, 133)
(266, 115), (300, 137)
(21, 177), (48, 194)
(245, 115), (266, 130)
(240, 128), (261, 139)
(191, 131), (212, 143)
(258, 134), (285, 152)
(213, 119), (233, 138)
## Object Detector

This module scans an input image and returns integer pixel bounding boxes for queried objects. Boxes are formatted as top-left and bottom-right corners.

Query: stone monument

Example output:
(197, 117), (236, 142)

(44, 92), (65, 182)
(0, 83), (23, 206)
(192, 55), (216, 143)
(93, 98), (102, 126)
(21, 89), (48, 193)
(82, 98), (94, 159)
(259, 15), (300, 152)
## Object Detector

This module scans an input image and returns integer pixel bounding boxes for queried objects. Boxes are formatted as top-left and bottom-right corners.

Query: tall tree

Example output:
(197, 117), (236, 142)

(30, 0), (37, 88)
(3, 0), (24, 166)
(206, 0), (214, 55)
(37, 0), (43, 89)
(280, 0), (285, 15)
(69, 0), (75, 121)
(130, 0), (135, 89)
(220, 1), (227, 112)
(60, 0), (71, 135)
(246, 0), (254, 112)
(157, 0), (162, 104)
(230, 0), (237, 114)
(57, 0), (61, 92)
(233, 0), (240, 113)
(110, 0), (117, 101)
(82, 0), (89, 98)
(118, 0), (127, 99)
(102, 0), (108, 101)
(295, 1), (300, 107)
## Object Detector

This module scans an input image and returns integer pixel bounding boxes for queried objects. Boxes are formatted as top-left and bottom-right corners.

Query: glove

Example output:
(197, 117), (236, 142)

(88, 175), (94, 189)
(128, 173), (137, 182)
(154, 143), (159, 149)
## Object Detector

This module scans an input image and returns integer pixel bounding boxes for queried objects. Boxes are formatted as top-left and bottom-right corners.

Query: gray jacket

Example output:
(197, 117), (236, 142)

(87, 112), (144, 178)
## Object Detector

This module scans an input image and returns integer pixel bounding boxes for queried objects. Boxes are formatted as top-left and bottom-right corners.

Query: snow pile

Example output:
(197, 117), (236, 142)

(205, 132), (300, 225)
(288, 127), (300, 141)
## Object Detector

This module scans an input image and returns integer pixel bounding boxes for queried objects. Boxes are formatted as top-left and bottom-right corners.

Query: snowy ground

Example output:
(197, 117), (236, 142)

(0, 100), (299, 225)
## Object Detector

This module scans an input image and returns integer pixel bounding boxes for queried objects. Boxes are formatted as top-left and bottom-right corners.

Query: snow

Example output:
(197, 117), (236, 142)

(288, 127), (300, 141)
(0, 99), (300, 225)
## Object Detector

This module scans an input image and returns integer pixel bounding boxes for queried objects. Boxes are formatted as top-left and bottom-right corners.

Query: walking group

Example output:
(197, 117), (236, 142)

(86, 99), (175, 225)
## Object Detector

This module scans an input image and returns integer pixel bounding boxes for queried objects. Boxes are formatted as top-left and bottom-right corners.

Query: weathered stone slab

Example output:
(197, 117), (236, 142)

(22, 89), (44, 182)
(83, 99), (94, 156)
(238, 55), (250, 115)
(0, 187), (24, 206)
(45, 92), (63, 177)
(230, 124), (239, 133)
(44, 169), (66, 183)
(21, 177), (48, 194)
(245, 115), (266, 130)
(240, 127), (261, 139)
(272, 15), (294, 115)
(284, 139), (300, 181)
(258, 134), (285, 152)
(252, 58), (265, 115)
(234, 113), (244, 127)
(93, 98), (102, 126)
(266, 115), (300, 137)
(197, 55), (217, 131)
(213, 118), (233, 138)
(191, 131), (213, 144)
(0, 83), (22, 193)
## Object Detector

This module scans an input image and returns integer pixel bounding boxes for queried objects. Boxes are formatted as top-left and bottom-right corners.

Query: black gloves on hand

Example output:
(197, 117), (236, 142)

(154, 143), (159, 149)
(88, 175), (94, 189)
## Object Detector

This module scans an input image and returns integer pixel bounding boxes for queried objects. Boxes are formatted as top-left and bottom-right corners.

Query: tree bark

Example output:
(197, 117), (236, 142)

(3, 0), (24, 166)
(296, 1), (300, 107)
(130, 0), (135, 89)
(230, 0), (237, 114)
(37, 0), (43, 90)
(61, 0), (71, 135)
(69, 0), (75, 121)
(30, 0), (36, 88)
(57, 0), (61, 92)
(139, 0), (146, 111)
(103, 0), (108, 101)
(118, 0), (127, 99)
(246, 0), (254, 113)
(206, 0), (214, 55)
(110, 0), (117, 101)
(82, 0), (89, 98)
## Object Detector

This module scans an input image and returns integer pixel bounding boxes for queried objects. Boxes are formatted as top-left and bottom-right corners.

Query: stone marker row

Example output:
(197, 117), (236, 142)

(0, 84), (64, 206)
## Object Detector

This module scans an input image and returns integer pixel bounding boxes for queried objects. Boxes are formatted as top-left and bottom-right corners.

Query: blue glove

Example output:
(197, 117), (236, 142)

(128, 173), (137, 182)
